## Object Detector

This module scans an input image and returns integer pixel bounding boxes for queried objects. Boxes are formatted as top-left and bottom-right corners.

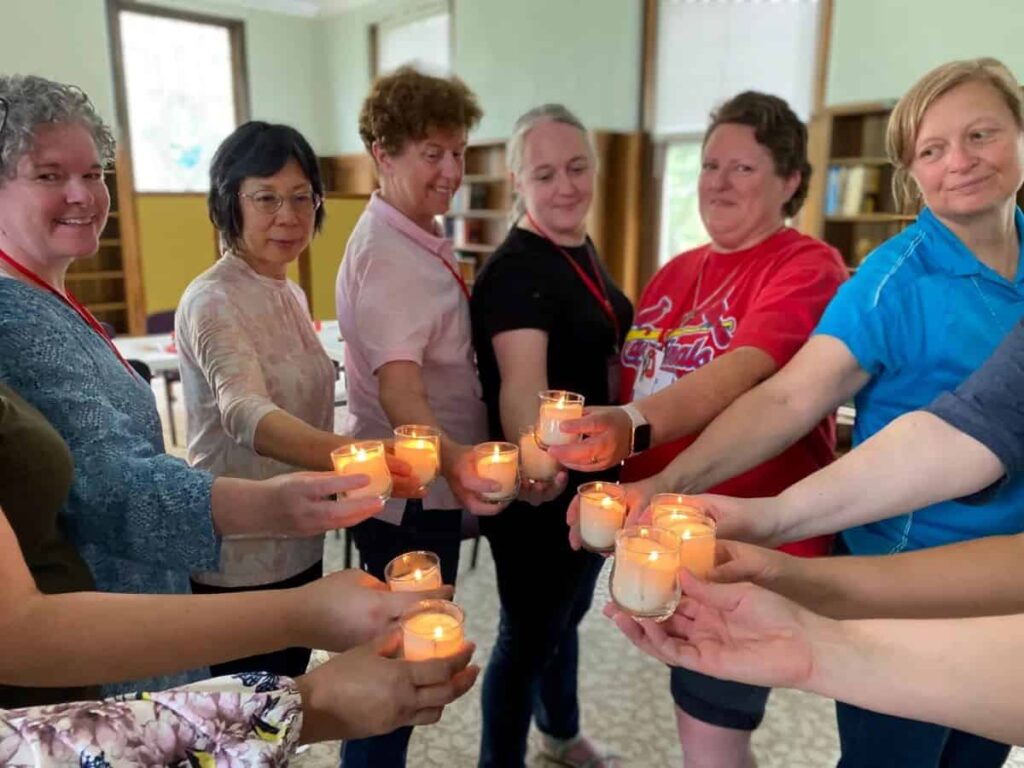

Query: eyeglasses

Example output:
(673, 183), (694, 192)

(240, 190), (322, 216)
(0, 97), (8, 139)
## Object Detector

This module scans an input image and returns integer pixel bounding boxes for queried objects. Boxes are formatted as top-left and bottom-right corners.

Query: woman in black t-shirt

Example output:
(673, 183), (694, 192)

(470, 105), (632, 768)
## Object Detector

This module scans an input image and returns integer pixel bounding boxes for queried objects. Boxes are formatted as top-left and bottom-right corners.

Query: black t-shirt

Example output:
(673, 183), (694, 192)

(471, 226), (634, 441)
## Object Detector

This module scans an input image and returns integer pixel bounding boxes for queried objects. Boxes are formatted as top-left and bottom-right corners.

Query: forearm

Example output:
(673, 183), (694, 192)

(254, 409), (349, 471)
(770, 411), (1006, 545)
(0, 588), (301, 686)
(498, 377), (548, 443)
(768, 536), (1024, 620)
(379, 381), (464, 473)
(810, 613), (1024, 745)
(635, 347), (775, 447)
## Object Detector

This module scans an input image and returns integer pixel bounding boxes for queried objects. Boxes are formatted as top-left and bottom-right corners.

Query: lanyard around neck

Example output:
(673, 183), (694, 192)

(524, 211), (620, 344)
(0, 248), (138, 377)
(429, 250), (471, 302)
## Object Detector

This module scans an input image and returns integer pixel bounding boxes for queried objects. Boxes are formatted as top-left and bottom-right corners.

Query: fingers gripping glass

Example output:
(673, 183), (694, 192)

(239, 190), (322, 215)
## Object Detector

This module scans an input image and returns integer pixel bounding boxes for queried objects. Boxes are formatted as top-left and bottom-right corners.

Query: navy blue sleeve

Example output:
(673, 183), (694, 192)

(926, 320), (1024, 479)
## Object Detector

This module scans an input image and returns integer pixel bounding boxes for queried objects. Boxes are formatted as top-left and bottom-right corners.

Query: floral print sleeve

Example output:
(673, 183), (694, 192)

(0, 673), (303, 767)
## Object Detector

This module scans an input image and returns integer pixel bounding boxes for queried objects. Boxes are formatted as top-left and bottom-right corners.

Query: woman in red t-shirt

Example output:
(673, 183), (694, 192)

(550, 91), (847, 768)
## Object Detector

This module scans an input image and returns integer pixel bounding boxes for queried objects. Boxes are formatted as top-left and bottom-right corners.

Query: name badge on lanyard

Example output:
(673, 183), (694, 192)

(632, 343), (676, 400)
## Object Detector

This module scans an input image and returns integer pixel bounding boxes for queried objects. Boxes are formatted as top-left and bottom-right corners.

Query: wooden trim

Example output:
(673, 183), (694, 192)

(135, 191), (208, 198)
(113, 148), (147, 335)
(639, 0), (658, 132)
(230, 19), (252, 123)
(368, 22), (380, 80)
(826, 100), (898, 116)
(811, 0), (833, 113)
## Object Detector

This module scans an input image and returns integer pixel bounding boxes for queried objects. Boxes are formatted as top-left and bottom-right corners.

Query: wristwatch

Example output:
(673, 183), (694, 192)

(621, 403), (652, 457)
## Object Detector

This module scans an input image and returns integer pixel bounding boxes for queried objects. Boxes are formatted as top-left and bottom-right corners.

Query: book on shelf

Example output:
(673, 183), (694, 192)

(825, 164), (883, 217)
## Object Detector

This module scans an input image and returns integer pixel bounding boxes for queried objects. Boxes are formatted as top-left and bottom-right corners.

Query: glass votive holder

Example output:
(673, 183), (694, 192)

(473, 441), (520, 502)
(385, 550), (443, 592)
(650, 494), (717, 580)
(610, 526), (681, 622)
(535, 390), (585, 449)
(401, 598), (466, 661)
(330, 440), (392, 500)
(393, 424), (441, 492)
(577, 481), (627, 553)
(519, 425), (560, 483)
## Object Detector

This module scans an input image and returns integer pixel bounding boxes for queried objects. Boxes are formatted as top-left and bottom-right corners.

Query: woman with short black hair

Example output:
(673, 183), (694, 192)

(177, 121), (416, 678)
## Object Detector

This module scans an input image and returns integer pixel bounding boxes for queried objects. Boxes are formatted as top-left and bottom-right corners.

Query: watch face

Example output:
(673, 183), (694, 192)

(634, 423), (653, 453)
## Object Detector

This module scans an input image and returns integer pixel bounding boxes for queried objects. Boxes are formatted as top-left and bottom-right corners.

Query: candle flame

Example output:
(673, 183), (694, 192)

(415, 439), (427, 449)
(648, 550), (660, 563)
(491, 444), (501, 458)
(413, 568), (423, 581)
(356, 448), (367, 462)
(600, 497), (613, 508)
(433, 626), (444, 640)
(682, 529), (692, 541)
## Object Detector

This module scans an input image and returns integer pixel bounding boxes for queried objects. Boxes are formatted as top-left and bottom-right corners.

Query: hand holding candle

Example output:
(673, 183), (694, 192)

(610, 526), (681, 621)
(330, 440), (392, 500)
(401, 599), (466, 661)
(385, 551), (443, 592)
(519, 426), (560, 482)
(393, 425), (441, 492)
(473, 442), (520, 502)
(577, 481), (627, 553)
(650, 494), (717, 580)
(536, 390), (584, 448)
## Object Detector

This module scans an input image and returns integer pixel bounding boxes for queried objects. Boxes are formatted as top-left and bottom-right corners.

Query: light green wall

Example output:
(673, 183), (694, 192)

(317, 0), (643, 154)
(2, 0), (117, 125)
(827, 0), (1024, 106)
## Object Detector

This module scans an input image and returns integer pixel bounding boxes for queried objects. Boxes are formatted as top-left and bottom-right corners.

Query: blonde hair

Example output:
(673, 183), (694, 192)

(506, 103), (595, 221)
(886, 57), (1024, 212)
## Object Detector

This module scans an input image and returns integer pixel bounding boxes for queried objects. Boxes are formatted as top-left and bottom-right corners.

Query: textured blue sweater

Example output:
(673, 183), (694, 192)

(0, 278), (219, 692)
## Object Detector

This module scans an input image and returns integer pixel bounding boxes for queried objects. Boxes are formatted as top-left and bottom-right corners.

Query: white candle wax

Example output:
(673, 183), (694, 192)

(331, 442), (392, 500)
(612, 537), (679, 616)
(519, 429), (560, 481)
(395, 438), (440, 489)
(651, 500), (717, 580)
(580, 495), (626, 550)
(475, 443), (518, 501)
(386, 552), (443, 592)
(402, 612), (464, 660)
(537, 395), (584, 447)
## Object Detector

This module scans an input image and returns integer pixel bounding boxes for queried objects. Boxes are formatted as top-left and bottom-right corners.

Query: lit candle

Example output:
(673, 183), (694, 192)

(474, 442), (520, 502)
(330, 440), (392, 500)
(610, 526), (681, 620)
(578, 481), (627, 553)
(401, 599), (465, 661)
(519, 426), (560, 482)
(394, 425), (441, 491)
(650, 495), (717, 580)
(385, 550), (443, 592)
(536, 390), (585, 448)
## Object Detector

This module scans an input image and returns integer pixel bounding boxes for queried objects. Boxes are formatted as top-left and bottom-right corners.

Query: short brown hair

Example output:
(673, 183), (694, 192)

(704, 91), (811, 217)
(886, 57), (1023, 213)
(358, 66), (483, 157)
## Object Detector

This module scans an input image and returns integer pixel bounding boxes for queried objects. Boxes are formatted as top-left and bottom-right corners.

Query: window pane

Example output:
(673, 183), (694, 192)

(120, 11), (238, 192)
(659, 141), (707, 266)
(378, 12), (451, 75)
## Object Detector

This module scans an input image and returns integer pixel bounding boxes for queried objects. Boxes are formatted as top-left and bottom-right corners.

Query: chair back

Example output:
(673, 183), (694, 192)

(146, 310), (176, 335)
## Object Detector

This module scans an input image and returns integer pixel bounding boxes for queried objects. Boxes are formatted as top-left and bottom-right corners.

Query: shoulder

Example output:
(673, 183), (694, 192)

(473, 229), (546, 292)
(756, 230), (848, 285)
(178, 269), (234, 319)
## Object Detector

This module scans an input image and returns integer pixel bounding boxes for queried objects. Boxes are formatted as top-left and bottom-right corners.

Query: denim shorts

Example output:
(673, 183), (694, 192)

(669, 666), (771, 731)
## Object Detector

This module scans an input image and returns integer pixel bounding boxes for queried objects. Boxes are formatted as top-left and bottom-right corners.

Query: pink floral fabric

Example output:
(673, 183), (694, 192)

(0, 673), (302, 767)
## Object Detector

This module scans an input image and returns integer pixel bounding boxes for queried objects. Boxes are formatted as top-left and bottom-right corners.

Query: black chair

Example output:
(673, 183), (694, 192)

(146, 310), (181, 446)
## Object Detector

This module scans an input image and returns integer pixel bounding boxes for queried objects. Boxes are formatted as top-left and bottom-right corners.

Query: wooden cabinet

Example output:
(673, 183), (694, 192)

(445, 140), (510, 285)
(67, 153), (145, 334)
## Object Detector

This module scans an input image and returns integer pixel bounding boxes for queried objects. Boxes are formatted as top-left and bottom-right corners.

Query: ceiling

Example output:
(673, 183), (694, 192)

(206, 0), (380, 18)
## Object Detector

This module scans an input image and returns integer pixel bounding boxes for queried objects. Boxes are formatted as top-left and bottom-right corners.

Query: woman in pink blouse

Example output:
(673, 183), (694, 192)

(177, 122), (417, 679)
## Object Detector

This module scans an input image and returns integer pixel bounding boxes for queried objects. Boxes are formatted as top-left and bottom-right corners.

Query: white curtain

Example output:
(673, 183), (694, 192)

(654, 0), (820, 136)
(377, 3), (451, 76)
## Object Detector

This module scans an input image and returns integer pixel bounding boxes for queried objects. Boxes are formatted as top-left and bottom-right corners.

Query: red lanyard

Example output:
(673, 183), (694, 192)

(0, 248), (138, 376)
(525, 211), (620, 343)
(430, 250), (471, 302)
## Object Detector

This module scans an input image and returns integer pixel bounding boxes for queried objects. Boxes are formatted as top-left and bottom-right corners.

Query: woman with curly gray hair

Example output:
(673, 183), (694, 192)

(0, 74), (389, 695)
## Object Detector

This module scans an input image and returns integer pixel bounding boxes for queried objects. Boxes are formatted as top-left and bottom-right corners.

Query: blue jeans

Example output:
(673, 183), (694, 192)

(836, 701), (1011, 768)
(477, 496), (605, 768)
(338, 501), (463, 768)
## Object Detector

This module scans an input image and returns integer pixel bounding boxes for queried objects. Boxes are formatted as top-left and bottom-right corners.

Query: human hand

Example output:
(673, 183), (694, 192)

(604, 570), (823, 689)
(692, 494), (783, 545)
(292, 569), (454, 652)
(546, 406), (631, 471)
(710, 539), (794, 586)
(518, 470), (569, 507)
(295, 632), (479, 744)
(382, 450), (423, 500)
(259, 472), (384, 536)
(445, 444), (511, 516)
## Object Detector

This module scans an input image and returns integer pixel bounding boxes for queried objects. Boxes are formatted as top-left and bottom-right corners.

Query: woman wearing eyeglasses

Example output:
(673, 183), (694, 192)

(176, 122), (417, 679)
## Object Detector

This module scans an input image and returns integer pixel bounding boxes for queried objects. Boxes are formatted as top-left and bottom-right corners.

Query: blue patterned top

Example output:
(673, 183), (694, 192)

(0, 278), (219, 692)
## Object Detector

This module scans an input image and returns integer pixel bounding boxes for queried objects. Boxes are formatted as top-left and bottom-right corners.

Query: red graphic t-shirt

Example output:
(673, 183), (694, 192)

(621, 227), (848, 557)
